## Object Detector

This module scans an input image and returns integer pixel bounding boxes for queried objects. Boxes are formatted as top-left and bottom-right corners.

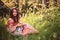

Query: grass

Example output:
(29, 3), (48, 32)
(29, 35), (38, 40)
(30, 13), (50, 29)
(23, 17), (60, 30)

(0, 8), (60, 40)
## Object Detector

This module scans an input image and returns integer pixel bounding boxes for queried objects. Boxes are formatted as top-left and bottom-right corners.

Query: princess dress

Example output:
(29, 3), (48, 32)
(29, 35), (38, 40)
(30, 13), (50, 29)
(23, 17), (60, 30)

(6, 18), (39, 36)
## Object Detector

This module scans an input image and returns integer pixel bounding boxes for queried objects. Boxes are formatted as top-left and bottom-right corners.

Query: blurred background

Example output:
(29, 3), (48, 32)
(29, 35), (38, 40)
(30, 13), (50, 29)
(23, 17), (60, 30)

(0, 0), (60, 40)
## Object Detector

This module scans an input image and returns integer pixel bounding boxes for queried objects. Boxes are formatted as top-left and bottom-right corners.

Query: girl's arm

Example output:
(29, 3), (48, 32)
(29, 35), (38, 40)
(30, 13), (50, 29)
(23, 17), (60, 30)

(8, 23), (24, 32)
(7, 18), (24, 32)
(8, 24), (17, 32)
(7, 18), (17, 32)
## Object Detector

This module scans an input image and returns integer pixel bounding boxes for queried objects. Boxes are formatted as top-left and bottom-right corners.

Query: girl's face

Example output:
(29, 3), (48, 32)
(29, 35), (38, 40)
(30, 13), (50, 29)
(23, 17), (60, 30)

(13, 9), (17, 16)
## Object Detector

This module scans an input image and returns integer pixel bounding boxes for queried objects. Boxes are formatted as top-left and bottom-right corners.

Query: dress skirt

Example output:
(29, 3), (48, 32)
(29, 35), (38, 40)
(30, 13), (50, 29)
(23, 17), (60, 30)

(7, 23), (39, 36)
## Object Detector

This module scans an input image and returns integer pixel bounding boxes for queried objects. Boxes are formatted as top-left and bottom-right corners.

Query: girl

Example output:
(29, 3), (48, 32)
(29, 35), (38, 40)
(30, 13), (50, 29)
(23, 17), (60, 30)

(6, 7), (39, 36)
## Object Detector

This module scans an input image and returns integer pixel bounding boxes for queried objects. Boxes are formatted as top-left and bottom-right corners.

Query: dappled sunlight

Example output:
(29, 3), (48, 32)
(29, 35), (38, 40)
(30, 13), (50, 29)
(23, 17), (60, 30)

(0, 0), (60, 40)
(2, 8), (60, 40)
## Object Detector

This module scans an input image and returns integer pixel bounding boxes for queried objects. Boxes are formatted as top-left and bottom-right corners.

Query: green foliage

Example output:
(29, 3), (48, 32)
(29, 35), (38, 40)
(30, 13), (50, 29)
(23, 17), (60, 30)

(0, 0), (60, 40)
(0, 7), (60, 40)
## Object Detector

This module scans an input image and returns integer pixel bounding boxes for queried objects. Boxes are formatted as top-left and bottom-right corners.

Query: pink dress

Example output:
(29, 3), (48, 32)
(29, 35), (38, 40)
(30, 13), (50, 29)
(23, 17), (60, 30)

(6, 18), (39, 36)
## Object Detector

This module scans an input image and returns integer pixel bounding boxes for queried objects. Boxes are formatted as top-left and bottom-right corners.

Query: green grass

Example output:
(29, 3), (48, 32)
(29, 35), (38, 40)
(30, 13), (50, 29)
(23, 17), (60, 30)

(0, 8), (60, 40)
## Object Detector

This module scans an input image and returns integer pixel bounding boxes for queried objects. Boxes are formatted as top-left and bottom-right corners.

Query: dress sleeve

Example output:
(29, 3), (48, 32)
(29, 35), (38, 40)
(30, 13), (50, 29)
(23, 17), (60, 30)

(7, 18), (16, 32)
(7, 18), (14, 27)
